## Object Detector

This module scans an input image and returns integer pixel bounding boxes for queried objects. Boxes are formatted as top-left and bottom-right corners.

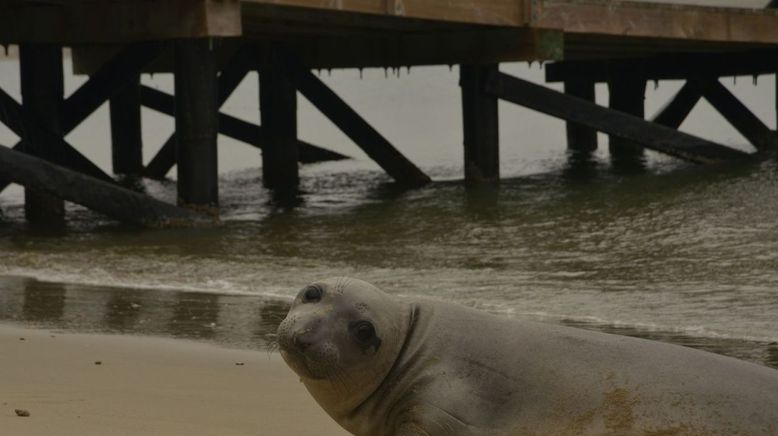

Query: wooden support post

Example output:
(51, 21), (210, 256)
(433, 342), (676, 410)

(259, 63), (299, 190)
(109, 73), (143, 176)
(483, 71), (747, 164)
(0, 144), (203, 227)
(608, 76), (647, 170)
(460, 64), (499, 184)
(174, 38), (218, 211)
(279, 53), (430, 188)
(563, 78), (598, 153)
(19, 43), (65, 227)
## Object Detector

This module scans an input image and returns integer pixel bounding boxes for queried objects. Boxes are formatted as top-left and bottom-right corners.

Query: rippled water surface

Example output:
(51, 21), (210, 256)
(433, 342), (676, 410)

(1, 55), (777, 369)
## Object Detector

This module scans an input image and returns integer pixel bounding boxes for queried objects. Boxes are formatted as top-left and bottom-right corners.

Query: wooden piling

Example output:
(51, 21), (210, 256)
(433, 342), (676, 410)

(19, 43), (65, 227)
(563, 78), (598, 153)
(110, 73), (144, 176)
(259, 63), (299, 190)
(608, 76), (647, 170)
(174, 38), (219, 210)
(651, 82), (701, 129)
(460, 64), (499, 184)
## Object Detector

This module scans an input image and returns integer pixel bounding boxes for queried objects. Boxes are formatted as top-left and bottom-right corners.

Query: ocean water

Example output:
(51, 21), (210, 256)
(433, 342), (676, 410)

(1, 49), (777, 369)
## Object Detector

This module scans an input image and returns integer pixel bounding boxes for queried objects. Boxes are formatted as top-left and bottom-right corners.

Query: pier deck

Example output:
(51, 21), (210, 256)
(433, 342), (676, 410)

(0, 0), (777, 227)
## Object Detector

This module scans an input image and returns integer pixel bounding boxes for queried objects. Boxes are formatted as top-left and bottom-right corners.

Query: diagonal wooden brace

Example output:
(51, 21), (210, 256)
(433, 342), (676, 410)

(0, 87), (114, 183)
(278, 52), (430, 187)
(484, 71), (748, 164)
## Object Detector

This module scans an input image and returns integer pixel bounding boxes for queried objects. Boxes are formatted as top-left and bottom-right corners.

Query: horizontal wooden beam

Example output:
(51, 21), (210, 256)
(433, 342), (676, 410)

(484, 71), (749, 164)
(279, 53), (430, 187)
(530, 0), (778, 45)
(0, 0), (241, 44)
(241, 0), (525, 26)
(546, 50), (778, 82)
(0, 144), (205, 227)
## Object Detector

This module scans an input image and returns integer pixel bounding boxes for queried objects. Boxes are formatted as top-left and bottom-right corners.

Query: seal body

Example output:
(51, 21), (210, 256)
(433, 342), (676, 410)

(277, 278), (778, 436)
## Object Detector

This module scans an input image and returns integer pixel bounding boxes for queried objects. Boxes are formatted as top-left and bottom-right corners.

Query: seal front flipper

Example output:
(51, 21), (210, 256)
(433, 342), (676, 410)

(396, 403), (479, 436)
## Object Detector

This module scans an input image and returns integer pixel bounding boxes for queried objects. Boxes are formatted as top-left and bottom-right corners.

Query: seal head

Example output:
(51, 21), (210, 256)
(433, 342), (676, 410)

(277, 277), (410, 422)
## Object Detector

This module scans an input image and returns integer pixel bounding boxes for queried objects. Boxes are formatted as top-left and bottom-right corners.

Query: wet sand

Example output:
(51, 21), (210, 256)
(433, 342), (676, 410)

(0, 323), (349, 436)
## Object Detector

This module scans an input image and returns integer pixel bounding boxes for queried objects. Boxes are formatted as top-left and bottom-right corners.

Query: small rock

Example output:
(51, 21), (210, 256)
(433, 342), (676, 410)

(19, 337), (25, 341)
(15, 409), (30, 417)
(235, 362), (245, 366)
(94, 361), (102, 365)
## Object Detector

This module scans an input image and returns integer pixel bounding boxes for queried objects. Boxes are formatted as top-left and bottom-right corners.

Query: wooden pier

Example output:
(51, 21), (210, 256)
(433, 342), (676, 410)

(1, 0), (777, 227)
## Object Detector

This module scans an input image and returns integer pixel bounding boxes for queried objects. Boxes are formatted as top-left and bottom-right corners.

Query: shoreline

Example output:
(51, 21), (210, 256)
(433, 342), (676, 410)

(0, 322), (349, 436)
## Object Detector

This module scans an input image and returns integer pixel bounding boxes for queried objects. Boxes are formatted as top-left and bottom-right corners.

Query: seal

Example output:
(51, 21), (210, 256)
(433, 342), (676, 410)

(277, 277), (778, 436)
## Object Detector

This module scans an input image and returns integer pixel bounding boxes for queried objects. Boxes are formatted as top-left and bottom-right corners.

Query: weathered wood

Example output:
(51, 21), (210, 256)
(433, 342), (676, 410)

(695, 77), (778, 151)
(174, 38), (219, 209)
(138, 85), (348, 167)
(279, 54), (430, 187)
(650, 82), (702, 129)
(484, 71), (748, 164)
(0, 144), (204, 227)
(608, 76), (646, 169)
(19, 43), (65, 227)
(260, 61), (299, 190)
(546, 51), (778, 83)
(460, 64), (499, 183)
(110, 73), (143, 175)
(142, 46), (253, 179)
(0, 0), (240, 44)
(530, 0), (778, 45)
(0, 87), (114, 184)
(63, 42), (163, 133)
(241, 0), (525, 27)
(564, 78), (598, 153)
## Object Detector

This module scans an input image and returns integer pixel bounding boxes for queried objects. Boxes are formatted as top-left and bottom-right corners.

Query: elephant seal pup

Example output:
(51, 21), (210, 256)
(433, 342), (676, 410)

(277, 278), (778, 436)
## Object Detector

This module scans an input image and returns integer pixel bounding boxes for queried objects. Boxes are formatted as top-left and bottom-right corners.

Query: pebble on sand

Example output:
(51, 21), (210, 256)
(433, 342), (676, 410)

(15, 409), (30, 417)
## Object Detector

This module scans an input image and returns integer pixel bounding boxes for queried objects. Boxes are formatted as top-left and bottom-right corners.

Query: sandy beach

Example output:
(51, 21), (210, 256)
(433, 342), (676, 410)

(0, 323), (349, 436)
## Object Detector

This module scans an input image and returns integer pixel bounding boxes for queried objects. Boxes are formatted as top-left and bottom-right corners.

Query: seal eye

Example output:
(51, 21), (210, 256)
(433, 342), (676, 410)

(349, 320), (380, 352)
(302, 286), (322, 303)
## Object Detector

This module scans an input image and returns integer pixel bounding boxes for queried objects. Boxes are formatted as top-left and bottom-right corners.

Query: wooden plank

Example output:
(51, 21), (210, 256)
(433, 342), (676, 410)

(259, 61), (299, 190)
(109, 74), (144, 176)
(695, 77), (778, 151)
(0, 144), (205, 227)
(174, 38), (219, 209)
(460, 64), (499, 183)
(650, 82), (702, 129)
(484, 71), (748, 164)
(19, 43), (65, 227)
(563, 78), (597, 152)
(279, 53), (431, 187)
(546, 50), (778, 83)
(530, 0), (778, 45)
(138, 85), (348, 166)
(0, 85), (114, 184)
(240, 0), (525, 26)
(0, 0), (240, 44)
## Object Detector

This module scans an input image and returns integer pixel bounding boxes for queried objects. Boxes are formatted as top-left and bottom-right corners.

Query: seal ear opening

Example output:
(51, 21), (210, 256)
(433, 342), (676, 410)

(349, 320), (382, 354)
